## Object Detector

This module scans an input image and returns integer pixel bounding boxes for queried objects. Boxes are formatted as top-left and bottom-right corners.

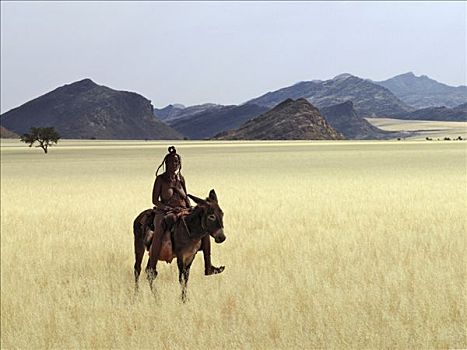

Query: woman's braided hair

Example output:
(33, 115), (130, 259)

(155, 146), (182, 177)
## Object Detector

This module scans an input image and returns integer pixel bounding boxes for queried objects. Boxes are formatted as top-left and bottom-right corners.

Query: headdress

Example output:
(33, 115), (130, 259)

(155, 146), (182, 176)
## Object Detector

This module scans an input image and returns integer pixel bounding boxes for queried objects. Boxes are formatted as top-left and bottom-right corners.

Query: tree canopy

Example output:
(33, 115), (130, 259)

(20, 127), (61, 154)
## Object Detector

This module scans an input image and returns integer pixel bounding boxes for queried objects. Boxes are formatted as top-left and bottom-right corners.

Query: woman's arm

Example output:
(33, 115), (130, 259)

(180, 175), (191, 208)
(152, 176), (166, 208)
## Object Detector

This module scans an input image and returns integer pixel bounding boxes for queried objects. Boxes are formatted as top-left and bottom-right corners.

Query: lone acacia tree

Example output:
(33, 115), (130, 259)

(20, 127), (61, 154)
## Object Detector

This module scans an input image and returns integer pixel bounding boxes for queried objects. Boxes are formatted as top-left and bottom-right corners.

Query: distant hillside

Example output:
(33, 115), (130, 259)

(154, 103), (222, 123)
(393, 102), (467, 122)
(245, 74), (413, 117)
(154, 104), (186, 121)
(1, 79), (183, 140)
(215, 98), (344, 140)
(0, 126), (19, 139)
(167, 103), (268, 139)
(319, 101), (395, 139)
(375, 72), (467, 109)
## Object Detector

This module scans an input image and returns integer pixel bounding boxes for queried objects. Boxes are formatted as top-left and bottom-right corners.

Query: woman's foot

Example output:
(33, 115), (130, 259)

(205, 265), (225, 276)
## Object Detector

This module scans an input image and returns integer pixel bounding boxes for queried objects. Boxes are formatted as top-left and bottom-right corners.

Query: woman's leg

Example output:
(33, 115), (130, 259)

(146, 213), (165, 275)
(201, 235), (225, 275)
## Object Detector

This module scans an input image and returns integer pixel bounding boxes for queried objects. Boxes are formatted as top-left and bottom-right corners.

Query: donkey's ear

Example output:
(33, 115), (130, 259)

(187, 194), (207, 205)
(208, 189), (218, 202)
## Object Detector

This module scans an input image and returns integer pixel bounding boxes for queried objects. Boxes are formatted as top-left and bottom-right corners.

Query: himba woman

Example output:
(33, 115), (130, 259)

(146, 146), (225, 276)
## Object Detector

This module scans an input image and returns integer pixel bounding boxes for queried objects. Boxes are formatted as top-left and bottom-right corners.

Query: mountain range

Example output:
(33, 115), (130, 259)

(159, 73), (466, 139)
(1, 72), (465, 140)
(244, 73), (413, 117)
(156, 73), (411, 139)
(0, 79), (183, 140)
(375, 72), (467, 109)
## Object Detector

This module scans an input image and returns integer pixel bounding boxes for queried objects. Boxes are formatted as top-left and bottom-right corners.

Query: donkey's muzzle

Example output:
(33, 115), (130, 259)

(213, 229), (226, 244)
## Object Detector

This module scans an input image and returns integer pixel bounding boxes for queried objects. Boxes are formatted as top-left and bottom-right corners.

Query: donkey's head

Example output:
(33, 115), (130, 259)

(187, 189), (226, 244)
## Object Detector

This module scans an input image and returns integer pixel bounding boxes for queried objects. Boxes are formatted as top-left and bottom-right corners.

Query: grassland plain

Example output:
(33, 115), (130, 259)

(1, 139), (466, 349)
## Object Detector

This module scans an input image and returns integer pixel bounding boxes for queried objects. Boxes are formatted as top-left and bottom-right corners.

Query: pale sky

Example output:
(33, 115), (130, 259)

(1, 1), (466, 113)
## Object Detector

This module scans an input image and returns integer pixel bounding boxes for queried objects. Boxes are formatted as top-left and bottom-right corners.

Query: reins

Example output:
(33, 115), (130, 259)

(180, 206), (208, 241)
(181, 216), (194, 239)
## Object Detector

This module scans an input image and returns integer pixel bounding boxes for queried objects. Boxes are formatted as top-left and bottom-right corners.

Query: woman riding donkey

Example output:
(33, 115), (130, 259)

(145, 146), (225, 278)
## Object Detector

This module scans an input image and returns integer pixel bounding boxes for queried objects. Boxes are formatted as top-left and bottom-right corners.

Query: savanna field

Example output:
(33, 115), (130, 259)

(1, 139), (466, 349)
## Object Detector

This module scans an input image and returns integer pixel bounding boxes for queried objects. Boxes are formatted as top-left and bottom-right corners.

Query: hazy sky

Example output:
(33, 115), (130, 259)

(1, 1), (466, 113)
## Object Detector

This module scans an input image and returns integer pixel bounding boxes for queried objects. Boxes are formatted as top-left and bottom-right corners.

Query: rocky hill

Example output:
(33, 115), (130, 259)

(375, 72), (467, 109)
(215, 98), (344, 140)
(0, 79), (183, 140)
(245, 74), (413, 117)
(0, 126), (19, 138)
(319, 101), (395, 139)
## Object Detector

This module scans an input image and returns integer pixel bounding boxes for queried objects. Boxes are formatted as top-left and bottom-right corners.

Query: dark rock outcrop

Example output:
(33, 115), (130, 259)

(1, 79), (183, 140)
(215, 98), (344, 140)
(319, 101), (395, 139)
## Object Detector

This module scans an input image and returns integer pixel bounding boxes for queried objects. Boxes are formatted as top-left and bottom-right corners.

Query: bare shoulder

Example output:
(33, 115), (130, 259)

(154, 174), (165, 187)
(156, 173), (169, 182)
(179, 174), (188, 187)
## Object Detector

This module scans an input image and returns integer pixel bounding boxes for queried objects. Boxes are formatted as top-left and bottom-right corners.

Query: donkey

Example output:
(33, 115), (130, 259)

(133, 189), (225, 301)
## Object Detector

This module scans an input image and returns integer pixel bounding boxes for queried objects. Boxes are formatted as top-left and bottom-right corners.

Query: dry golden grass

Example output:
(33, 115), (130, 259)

(1, 139), (466, 349)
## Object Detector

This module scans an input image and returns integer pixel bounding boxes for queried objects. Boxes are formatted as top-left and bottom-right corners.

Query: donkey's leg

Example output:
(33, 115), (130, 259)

(177, 258), (188, 303)
(133, 216), (146, 291)
(134, 235), (145, 290)
(183, 263), (192, 302)
(178, 256), (194, 303)
(146, 237), (161, 292)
